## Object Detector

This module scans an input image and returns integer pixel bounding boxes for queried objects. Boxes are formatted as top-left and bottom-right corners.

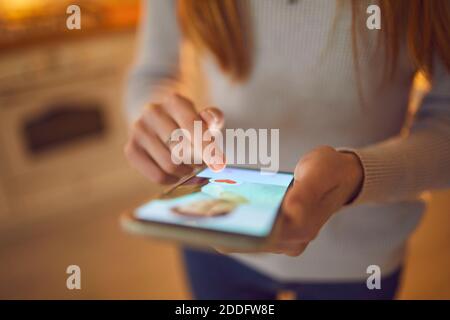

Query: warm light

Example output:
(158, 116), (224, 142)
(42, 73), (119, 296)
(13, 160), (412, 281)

(0, 0), (140, 21)
(408, 71), (431, 117)
(414, 71), (431, 92)
(0, 0), (52, 19)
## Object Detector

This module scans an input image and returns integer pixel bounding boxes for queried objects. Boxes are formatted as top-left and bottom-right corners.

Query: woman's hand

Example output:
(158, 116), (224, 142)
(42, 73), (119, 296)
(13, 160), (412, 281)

(218, 146), (363, 257)
(124, 93), (225, 184)
(269, 146), (364, 256)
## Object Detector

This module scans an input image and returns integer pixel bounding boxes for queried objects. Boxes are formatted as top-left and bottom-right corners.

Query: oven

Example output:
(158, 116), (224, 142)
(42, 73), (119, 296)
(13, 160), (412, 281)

(0, 31), (142, 220)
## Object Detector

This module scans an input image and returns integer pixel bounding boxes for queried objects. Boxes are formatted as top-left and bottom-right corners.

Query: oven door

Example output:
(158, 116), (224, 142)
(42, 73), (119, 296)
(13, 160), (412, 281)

(0, 75), (130, 217)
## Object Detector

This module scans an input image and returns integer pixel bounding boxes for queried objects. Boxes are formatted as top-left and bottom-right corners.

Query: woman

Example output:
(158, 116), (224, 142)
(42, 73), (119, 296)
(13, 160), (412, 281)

(124, 0), (450, 299)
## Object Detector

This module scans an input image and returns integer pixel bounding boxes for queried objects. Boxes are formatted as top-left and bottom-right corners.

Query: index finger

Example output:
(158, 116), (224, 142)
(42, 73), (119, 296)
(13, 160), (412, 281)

(165, 94), (225, 171)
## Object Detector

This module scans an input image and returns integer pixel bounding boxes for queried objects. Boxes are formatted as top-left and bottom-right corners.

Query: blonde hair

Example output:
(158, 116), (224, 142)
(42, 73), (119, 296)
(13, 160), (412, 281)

(178, 0), (450, 81)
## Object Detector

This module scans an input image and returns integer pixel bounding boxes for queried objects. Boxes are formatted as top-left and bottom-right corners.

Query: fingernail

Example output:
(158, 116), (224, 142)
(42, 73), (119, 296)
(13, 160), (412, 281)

(209, 163), (226, 173)
(200, 109), (218, 126)
(204, 150), (226, 173)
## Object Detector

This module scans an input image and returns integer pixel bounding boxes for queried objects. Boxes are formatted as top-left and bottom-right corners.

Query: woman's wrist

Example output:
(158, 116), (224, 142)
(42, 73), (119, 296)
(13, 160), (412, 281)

(339, 151), (364, 204)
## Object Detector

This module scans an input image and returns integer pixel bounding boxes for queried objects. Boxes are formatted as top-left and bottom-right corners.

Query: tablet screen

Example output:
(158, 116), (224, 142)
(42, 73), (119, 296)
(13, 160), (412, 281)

(135, 167), (294, 237)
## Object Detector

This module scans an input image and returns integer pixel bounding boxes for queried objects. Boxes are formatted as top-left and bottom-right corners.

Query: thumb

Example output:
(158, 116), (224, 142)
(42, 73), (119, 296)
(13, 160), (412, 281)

(200, 107), (224, 130)
(285, 158), (321, 209)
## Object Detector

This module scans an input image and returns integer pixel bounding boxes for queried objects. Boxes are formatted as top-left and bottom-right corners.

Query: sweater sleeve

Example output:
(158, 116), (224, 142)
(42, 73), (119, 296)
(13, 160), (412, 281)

(124, 0), (181, 122)
(342, 59), (450, 204)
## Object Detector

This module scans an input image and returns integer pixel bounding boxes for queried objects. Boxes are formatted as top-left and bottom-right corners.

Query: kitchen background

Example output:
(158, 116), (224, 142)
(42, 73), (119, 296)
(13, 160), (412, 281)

(0, 0), (449, 299)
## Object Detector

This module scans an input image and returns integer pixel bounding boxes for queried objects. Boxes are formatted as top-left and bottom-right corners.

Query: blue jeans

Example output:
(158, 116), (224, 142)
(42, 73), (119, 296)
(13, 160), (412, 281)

(183, 248), (402, 300)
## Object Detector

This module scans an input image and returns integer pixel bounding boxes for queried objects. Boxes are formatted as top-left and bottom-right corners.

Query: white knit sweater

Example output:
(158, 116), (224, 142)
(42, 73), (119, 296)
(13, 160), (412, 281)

(126, 0), (450, 280)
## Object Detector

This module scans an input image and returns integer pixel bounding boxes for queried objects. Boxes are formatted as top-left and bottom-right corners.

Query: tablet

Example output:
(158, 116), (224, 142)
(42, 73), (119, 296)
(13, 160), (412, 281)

(121, 166), (294, 250)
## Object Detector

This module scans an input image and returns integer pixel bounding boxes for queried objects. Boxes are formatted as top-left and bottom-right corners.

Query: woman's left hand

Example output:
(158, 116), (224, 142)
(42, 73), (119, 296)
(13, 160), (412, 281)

(269, 146), (363, 256)
(219, 146), (363, 257)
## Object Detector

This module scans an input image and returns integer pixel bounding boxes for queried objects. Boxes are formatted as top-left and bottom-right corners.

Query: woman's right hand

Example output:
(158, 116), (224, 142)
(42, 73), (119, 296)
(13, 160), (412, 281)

(124, 93), (225, 184)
